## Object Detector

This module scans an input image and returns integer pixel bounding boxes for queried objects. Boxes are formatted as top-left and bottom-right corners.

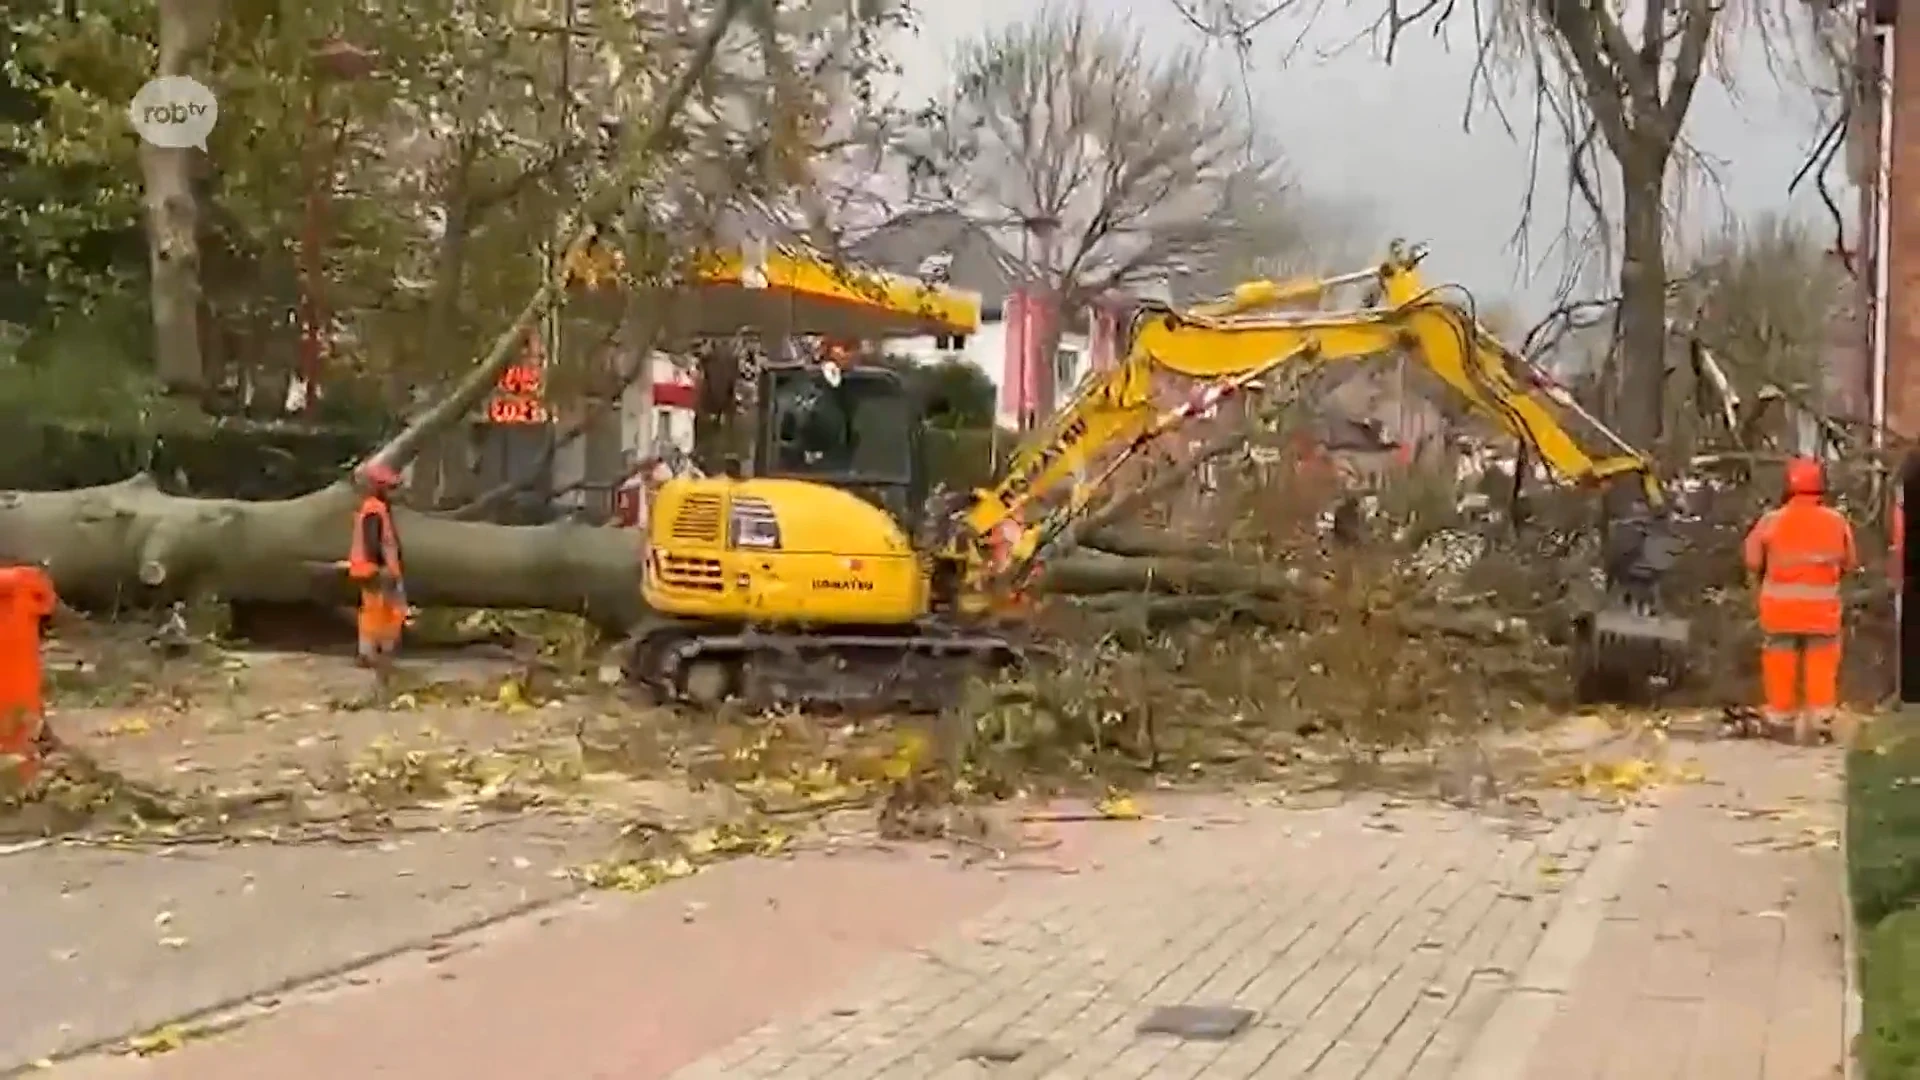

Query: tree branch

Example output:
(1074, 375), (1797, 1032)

(358, 0), (750, 481)
(445, 314), (656, 520)
(1531, 0), (1637, 152)
(1661, 0), (1719, 139)
(1579, 0), (1663, 117)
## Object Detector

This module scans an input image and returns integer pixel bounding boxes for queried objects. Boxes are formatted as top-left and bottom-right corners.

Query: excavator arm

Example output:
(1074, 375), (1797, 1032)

(957, 243), (1668, 587)
(959, 266), (1380, 552)
(950, 243), (1687, 703)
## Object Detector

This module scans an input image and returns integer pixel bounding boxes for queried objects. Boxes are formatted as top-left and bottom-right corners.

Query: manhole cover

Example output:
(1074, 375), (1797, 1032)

(1135, 1004), (1257, 1041)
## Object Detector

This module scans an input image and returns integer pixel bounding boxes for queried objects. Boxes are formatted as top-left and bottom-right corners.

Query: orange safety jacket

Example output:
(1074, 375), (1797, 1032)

(348, 496), (403, 583)
(1742, 494), (1856, 636)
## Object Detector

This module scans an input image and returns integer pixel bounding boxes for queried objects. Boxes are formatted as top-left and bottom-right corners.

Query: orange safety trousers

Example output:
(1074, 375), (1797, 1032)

(1760, 634), (1841, 717)
(1743, 496), (1856, 718)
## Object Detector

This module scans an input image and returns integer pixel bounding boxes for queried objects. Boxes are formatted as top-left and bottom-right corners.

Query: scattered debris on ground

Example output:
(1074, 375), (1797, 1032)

(0, 440), (1891, 920)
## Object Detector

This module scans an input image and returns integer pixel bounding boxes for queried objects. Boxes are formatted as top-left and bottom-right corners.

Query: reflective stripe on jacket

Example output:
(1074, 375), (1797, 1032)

(1742, 495), (1854, 635)
(348, 496), (403, 582)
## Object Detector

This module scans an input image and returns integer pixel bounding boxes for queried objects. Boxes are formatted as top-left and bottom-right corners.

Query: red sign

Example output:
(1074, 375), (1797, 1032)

(485, 350), (550, 425)
(498, 364), (543, 395)
(652, 380), (697, 409)
(486, 396), (550, 424)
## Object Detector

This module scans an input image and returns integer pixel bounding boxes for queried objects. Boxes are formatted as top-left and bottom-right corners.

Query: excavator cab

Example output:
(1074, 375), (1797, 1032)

(752, 359), (929, 534)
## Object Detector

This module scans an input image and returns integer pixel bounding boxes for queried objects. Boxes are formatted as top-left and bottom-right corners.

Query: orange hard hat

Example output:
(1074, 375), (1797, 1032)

(1785, 457), (1824, 497)
(360, 462), (401, 492)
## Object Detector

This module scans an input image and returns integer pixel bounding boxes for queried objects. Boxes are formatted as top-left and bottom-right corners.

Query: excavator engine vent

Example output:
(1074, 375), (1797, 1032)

(669, 494), (723, 543)
(656, 553), (724, 592)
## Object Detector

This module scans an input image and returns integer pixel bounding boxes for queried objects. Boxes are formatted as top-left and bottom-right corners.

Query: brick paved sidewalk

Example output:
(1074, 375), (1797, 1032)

(1483, 740), (1849, 1080)
(671, 740), (1848, 1080)
(46, 739), (1849, 1080)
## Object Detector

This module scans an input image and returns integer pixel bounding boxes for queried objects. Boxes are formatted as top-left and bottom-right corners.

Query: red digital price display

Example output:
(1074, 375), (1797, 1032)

(487, 396), (551, 424)
(498, 364), (543, 395)
(485, 362), (549, 424)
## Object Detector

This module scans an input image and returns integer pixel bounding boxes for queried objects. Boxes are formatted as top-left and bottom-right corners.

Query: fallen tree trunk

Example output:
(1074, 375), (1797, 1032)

(0, 476), (1303, 634)
(1078, 525), (1280, 561)
(1055, 592), (1529, 642)
(1037, 552), (1308, 600)
(0, 476), (646, 630)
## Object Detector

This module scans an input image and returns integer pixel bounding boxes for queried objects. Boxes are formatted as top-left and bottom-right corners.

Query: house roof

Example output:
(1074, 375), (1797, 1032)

(851, 210), (1025, 313)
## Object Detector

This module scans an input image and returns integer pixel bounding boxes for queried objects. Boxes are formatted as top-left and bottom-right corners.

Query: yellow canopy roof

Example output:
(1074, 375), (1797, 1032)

(675, 245), (981, 340)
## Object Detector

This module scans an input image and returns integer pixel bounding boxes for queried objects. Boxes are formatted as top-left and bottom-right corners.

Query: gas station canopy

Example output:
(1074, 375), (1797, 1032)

(669, 244), (981, 341)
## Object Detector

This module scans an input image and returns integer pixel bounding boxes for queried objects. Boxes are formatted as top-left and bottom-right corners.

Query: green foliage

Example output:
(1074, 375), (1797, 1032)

(869, 353), (1009, 491)
(1864, 908), (1920, 1080)
(0, 8), (150, 322)
(1849, 720), (1920, 1078)
(923, 426), (1012, 493)
(1, 0), (915, 422)
(874, 354), (997, 429)
(0, 418), (374, 496)
(1850, 723), (1920, 928)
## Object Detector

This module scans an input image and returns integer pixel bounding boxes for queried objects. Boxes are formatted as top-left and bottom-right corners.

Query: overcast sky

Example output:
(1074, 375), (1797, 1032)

(883, 1), (1849, 316)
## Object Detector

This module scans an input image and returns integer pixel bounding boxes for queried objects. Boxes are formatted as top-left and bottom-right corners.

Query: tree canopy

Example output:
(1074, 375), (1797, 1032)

(1, 0), (909, 425)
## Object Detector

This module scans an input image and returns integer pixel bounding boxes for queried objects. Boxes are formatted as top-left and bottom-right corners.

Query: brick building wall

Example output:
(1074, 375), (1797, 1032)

(1871, 0), (1920, 437)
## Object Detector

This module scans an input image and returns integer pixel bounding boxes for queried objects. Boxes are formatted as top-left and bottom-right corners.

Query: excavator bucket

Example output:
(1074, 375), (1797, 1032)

(1575, 606), (1691, 702)
(1570, 515), (1691, 703)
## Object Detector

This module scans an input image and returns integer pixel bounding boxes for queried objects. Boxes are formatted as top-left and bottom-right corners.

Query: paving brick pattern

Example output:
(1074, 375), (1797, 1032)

(1510, 741), (1848, 1080)
(665, 799), (1618, 1080)
(666, 741), (1847, 1080)
(36, 739), (1848, 1080)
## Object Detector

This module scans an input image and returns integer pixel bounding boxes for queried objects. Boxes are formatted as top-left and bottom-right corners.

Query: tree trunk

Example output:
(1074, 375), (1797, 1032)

(141, 0), (222, 395)
(420, 140), (478, 380)
(359, 0), (744, 483)
(1613, 157), (1669, 462)
(0, 477), (646, 630)
(0, 476), (1332, 640)
(692, 342), (747, 474)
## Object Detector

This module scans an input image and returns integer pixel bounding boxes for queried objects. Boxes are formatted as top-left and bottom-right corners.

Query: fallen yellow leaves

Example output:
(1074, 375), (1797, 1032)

(575, 853), (699, 892)
(1095, 791), (1143, 820)
(495, 677), (532, 713)
(125, 1024), (188, 1056)
(103, 716), (152, 737)
(573, 821), (791, 893)
(343, 738), (582, 812)
(1548, 755), (1705, 800)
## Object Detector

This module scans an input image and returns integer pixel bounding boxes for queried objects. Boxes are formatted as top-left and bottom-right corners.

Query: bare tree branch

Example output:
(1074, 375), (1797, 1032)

(903, 1), (1295, 307)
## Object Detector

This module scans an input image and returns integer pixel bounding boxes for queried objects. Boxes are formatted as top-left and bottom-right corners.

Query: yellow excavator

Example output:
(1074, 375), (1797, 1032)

(628, 241), (1687, 708)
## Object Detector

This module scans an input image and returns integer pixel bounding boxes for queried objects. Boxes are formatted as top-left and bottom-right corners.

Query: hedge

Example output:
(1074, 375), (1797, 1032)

(1849, 719), (1920, 1078)
(0, 418), (377, 499)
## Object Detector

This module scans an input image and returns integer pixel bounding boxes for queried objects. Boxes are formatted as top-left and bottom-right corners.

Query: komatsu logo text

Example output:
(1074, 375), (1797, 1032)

(997, 416), (1089, 507)
(811, 577), (874, 592)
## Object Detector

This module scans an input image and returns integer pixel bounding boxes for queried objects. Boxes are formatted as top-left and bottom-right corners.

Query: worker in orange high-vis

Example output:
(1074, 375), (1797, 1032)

(1742, 458), (1857, 744)
(348, 463), (407, 683)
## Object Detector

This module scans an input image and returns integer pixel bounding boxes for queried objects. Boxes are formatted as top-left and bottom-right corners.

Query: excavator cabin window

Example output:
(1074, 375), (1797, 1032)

(754, 362), (927, 531)
(755, 363), (919, 488)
